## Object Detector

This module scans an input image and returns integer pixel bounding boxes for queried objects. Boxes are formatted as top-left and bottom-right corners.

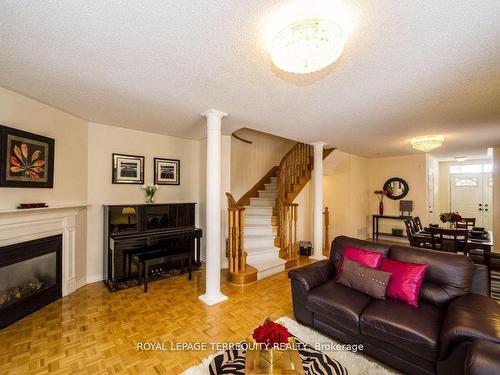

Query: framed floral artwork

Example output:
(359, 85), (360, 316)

(0, 125), (55, 188)
(154, 158), (180, 185)
(112, 153), (144, 184)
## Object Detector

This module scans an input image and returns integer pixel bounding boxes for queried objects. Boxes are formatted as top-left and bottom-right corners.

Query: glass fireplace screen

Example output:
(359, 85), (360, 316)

(0, 252), (56, 309)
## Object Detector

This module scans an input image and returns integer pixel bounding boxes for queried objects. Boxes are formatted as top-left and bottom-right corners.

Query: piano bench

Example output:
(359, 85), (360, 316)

(134, 251), (192, 293)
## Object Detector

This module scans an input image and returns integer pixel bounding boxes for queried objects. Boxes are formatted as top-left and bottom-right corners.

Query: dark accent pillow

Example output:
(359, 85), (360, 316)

(337, 258), (391, 299)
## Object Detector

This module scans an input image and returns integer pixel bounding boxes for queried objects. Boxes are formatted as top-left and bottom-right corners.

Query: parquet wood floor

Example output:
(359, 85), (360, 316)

(0, 257), (314, 375)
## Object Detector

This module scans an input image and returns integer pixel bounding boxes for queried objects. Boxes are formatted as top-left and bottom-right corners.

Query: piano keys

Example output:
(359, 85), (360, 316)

(103, 203), (202, 291)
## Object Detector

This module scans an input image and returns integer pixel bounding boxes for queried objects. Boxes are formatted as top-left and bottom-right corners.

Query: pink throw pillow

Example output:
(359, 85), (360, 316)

(380, 258), (428, 307)
(343, 247), (384, 269)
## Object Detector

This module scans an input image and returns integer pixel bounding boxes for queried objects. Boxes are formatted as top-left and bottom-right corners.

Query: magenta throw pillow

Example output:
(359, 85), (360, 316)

(343, 247), (384, 269)
(380, 258), (428, 307)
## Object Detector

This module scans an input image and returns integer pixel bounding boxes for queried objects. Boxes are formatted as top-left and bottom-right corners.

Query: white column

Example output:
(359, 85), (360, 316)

(493, 148), (500, 252)
(310, 142), (327, 260)
(199, 109), (229, 306)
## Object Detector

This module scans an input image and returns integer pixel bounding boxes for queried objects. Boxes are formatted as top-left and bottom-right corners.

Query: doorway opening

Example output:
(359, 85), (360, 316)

(449, 162), (493, 230)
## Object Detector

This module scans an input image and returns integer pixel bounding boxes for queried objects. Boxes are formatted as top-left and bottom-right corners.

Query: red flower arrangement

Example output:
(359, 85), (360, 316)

(373, 189), (389, 202)
(440, 212), (462, 224)
(252, 320), (289, 349)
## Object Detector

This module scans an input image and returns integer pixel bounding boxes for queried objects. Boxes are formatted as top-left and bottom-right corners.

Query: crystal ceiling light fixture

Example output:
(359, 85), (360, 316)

(265, 1), (354, 74)
(410, 135), (445, 152)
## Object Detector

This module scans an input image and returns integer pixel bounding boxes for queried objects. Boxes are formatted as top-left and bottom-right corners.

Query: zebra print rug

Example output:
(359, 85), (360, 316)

(182, 317), (399, 375)
(208, 337), (347, 374)
(491, 270), (500, 301)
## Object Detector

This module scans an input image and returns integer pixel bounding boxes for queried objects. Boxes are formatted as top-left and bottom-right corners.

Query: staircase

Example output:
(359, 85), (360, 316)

(244, 176), (286, 279)
(226, 143), (334, 285)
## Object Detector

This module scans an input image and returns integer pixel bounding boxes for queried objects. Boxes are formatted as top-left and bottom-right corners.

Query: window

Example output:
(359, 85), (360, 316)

(455, 177), (478, 187)
(450, 164), (482, 174)
(450, 163), (493, 174)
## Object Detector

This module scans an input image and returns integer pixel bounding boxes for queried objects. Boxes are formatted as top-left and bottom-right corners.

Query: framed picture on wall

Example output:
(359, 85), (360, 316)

(112, 153), (144, 184)
(154, 158), (180, 185)
(0, 125), (55, 188)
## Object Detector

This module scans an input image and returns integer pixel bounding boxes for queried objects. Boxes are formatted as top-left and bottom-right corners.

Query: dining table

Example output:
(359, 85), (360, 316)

(413, 229), (494, 292)
(413, 229), (493, 253)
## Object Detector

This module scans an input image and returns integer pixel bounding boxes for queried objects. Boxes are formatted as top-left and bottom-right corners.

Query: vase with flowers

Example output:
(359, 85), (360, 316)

(374, 189), (389, 215)
(142, 184), (159, 204)
(252, 319), (290, 365)
(440, 212), (462, 228)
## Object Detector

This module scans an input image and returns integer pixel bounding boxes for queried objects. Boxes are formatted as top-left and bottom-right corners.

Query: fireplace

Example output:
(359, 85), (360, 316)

(0, 235), (62, 329)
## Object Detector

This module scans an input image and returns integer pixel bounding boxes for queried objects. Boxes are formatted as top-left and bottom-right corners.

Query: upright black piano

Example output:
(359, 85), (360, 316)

(103, 203), (202, 291)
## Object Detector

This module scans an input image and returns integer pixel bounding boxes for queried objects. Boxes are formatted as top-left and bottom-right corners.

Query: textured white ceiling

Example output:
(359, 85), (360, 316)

(0, 0), (499, 158)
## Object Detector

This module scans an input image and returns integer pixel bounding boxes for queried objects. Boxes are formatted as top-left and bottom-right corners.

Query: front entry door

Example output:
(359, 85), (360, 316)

(483, 173), (493, 230)
(450, 172), (492, 229)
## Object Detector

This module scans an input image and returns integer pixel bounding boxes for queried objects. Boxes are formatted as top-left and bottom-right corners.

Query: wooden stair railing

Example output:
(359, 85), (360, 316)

(225, 165), (280, 285)
(225, 143), (335, 283)
(236, 166), (278, 207)
(277, 201), (299, 261)
(226, 192), (258, 285)
(277, 144), (335, 266)
(226, 193), (245, 274)
(277, 143), (312, 265)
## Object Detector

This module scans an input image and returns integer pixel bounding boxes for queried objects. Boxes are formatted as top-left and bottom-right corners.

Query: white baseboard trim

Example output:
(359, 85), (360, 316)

(86, 274), (104, 284)
(76, 276), (87, 289)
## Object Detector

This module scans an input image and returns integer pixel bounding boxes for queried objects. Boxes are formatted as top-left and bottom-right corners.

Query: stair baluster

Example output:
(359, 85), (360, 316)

(226, 193), (247, 276)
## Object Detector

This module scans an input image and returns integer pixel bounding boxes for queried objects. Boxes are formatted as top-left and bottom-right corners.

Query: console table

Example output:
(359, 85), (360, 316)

(372, 214), (412, 240)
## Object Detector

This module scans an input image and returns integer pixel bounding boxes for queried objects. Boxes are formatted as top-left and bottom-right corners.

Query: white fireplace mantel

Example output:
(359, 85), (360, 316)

(0, 204), (87, 296)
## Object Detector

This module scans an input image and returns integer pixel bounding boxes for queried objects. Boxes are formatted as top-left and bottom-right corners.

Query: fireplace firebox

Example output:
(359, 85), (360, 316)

(0, 235), (62, 330)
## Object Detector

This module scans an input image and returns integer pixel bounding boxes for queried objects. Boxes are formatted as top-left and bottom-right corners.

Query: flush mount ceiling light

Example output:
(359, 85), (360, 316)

(454, 156), (468, 162)
(265, 1), (353, 74)
(270, 19), (345, 74)
(411, 135), (445, 152)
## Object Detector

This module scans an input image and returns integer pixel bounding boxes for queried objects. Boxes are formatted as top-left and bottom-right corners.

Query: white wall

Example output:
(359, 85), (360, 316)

(0, 86), (236, 286)
(231, 128), (295, 201)
(295, 150), (369, 247)
(427, 155), (440, 224)
(323, 151), (351, 240)
(323, 151), (369, 241)
(0, 87), (88, 283)
(0, 87), (88, 208)
(294, 180), (312, 242)
(199, 139), (206, 262)
(86, 122), (201, 281)
(368, 154), (428, 236)
(349, 154), (370, 239)
(220, 136), (231, 268)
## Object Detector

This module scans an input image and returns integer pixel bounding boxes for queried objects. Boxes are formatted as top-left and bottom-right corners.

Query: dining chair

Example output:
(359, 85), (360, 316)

(404, 219), (422, 247)
(456, 217), (476, 230)
(429, 227), (468, 253)
(468, 249), (500, 271)
(413, 216), (423, 232)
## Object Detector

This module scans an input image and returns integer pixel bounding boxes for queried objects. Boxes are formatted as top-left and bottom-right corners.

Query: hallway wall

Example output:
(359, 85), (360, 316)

(230, 128), (295, 202)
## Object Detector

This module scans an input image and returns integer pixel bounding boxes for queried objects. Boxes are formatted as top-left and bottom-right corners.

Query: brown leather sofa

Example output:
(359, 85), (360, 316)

(289, 236), (500, 375)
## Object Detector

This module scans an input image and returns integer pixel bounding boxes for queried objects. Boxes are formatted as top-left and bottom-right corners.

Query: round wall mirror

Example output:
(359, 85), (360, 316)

(383, 177), (409, 200)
